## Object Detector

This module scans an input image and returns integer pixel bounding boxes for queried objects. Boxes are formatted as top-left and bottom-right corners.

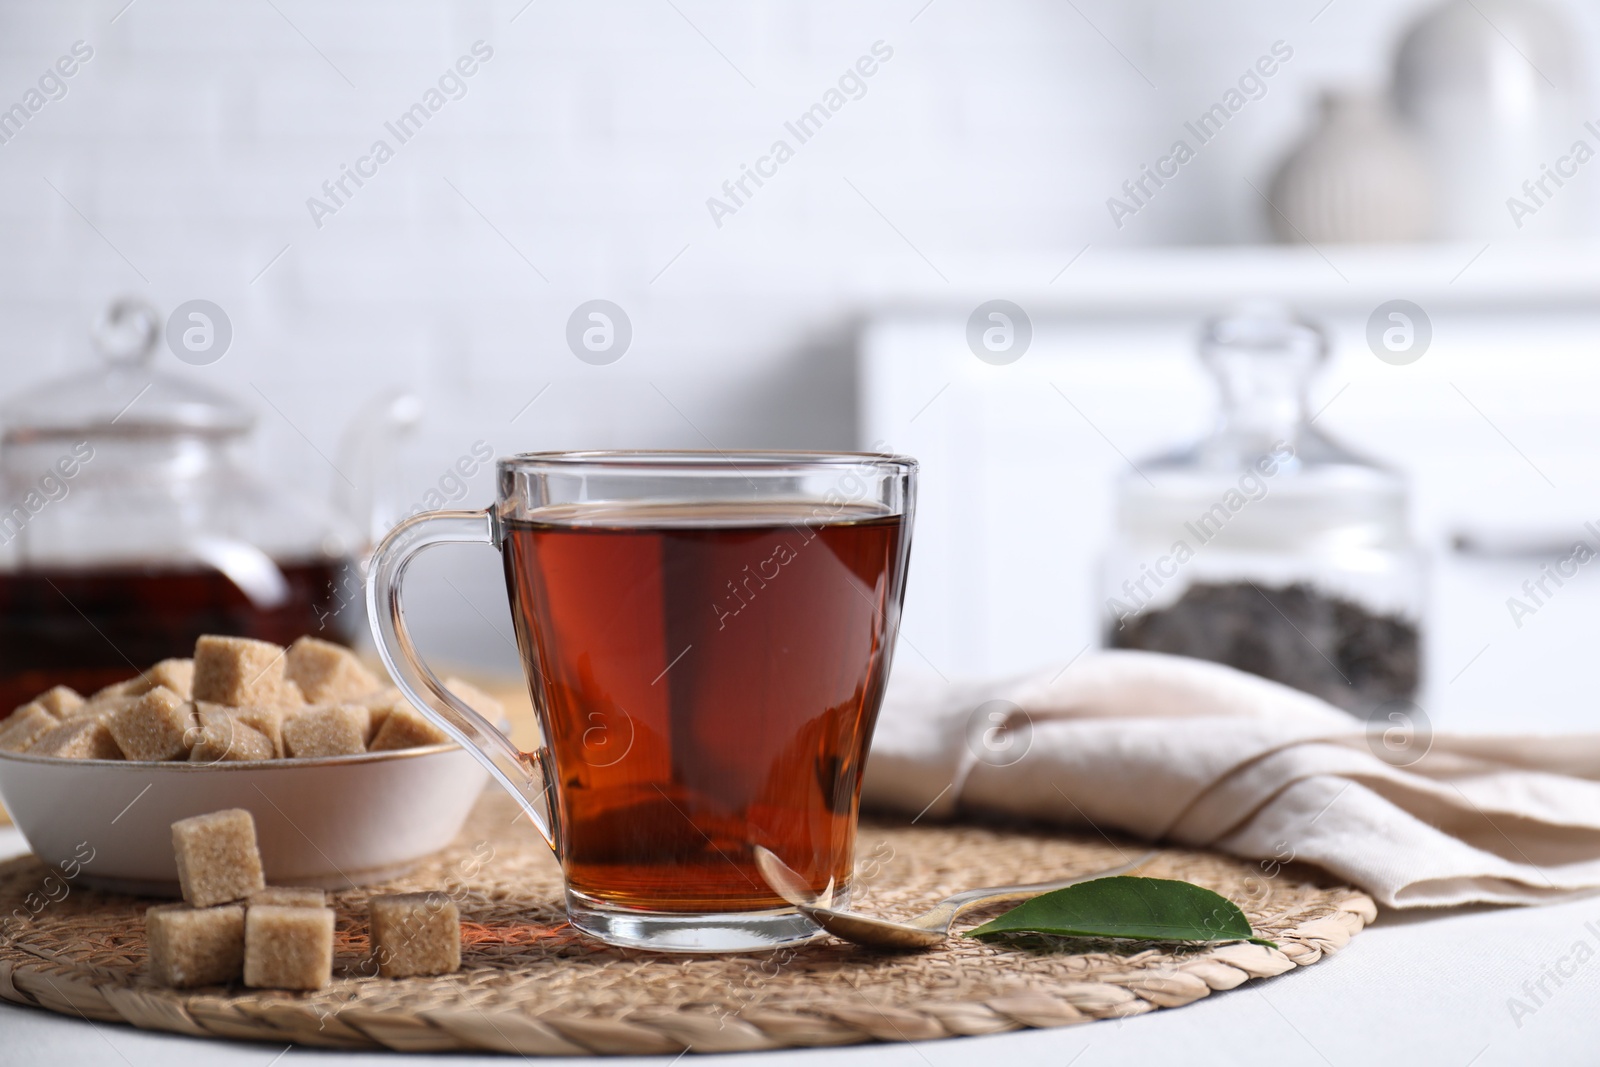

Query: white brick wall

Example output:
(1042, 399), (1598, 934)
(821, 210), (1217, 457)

(1, 0), (1595, 666)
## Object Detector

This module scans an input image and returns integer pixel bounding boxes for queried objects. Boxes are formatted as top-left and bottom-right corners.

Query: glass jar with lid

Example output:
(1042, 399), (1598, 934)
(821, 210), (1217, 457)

(1102, 302), (1424, 715)
(0, 299), (362, 709)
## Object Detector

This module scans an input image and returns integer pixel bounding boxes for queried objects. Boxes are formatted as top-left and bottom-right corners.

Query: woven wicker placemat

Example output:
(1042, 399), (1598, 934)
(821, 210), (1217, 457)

(0, 790), (1374, 1055)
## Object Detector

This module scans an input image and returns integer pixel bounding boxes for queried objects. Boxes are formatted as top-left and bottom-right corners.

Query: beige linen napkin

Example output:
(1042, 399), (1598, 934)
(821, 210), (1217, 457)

(861, 650), (1600, 908)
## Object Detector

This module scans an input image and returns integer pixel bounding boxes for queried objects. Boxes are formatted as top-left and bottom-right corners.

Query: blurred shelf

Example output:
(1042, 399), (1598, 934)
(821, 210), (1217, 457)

(865, 241), (1600, 315)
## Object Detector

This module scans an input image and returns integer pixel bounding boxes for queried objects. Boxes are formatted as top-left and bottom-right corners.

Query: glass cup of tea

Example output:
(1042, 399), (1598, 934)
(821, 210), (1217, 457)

(366, 451), (916, 951)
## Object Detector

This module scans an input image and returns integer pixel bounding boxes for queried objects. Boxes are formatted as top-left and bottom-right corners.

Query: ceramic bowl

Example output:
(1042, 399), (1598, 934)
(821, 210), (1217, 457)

(0, 743), (488, 896)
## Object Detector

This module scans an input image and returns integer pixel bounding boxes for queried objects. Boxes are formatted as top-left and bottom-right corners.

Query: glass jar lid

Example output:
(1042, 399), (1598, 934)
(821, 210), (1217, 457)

(0, 299), (254, 444)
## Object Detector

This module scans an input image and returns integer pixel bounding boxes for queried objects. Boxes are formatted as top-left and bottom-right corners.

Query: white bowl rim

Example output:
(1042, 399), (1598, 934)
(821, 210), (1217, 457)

(0, 741), (466, 771)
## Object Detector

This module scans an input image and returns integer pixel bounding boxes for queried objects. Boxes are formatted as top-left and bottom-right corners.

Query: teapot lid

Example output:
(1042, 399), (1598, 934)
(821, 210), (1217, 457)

(1, 299), (254, 443)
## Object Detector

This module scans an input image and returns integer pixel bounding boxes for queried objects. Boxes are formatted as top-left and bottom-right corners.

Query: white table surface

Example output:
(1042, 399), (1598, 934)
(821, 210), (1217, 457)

(4, 822), (1600, 1066)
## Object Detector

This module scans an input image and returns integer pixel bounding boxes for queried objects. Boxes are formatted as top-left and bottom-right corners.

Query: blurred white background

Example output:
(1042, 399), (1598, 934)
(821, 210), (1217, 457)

(3, 0), (1600, 721)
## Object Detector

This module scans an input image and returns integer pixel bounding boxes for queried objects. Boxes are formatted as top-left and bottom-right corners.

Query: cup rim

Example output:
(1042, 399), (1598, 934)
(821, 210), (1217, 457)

(498, 449), (918, 472)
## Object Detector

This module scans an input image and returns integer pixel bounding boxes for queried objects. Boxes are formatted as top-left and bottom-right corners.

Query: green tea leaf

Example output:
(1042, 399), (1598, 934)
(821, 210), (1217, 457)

(965, 876), (1275, 946)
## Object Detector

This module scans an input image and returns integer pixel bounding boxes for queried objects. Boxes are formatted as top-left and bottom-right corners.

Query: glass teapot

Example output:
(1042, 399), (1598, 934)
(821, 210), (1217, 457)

(0, 299), (372, 710)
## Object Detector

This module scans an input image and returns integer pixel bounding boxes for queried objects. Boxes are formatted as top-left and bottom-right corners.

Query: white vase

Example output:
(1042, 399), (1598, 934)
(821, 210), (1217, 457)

(1265, 90), (1434, 244)
(1392, 0), (1585, 239)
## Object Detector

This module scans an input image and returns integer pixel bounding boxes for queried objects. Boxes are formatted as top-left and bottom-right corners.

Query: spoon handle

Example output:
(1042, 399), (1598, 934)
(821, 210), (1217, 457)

(930, 850), (1160, 925)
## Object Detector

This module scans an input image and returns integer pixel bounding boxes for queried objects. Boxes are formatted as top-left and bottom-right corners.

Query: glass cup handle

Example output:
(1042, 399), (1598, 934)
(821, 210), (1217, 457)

(364, 508), (556, 852)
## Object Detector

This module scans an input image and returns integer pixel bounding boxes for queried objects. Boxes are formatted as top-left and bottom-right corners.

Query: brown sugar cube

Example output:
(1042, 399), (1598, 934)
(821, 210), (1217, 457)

(92, 699), (141, 723)
(107, 687), (196, 761)
(145, 903), (245, 988)
(60, 677), (141, 724)
(282, 704), (368, 758)
(139, 658), (195, 700)
(187, 705), (275, 763)
(286, 636), (380, 704)
(355, 686), (402, 710)
(233, 704), (286, 758)
(249, 887), (326, 908)
(276, 678), (307, 710)
(29, 686), (84, 717)
(87, 678), (141, 702)
(0, 703), (60, 754)
(364, 702), (393, 744)
(353, 688), (403, 742)
(62, 680), (138, 720)
(192, 635), (296, 707)
(113, 660), (194, 701)
(195, 701), (285, 759)
(172, 809), (266, 907)
(244, 905), (334, 990)
(369, 704), (449, 752)
(444, 676), (505, 723)
(73, 696), (139, 723)
(368, 892), (461, 977)
(27, 718), (122, 759)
